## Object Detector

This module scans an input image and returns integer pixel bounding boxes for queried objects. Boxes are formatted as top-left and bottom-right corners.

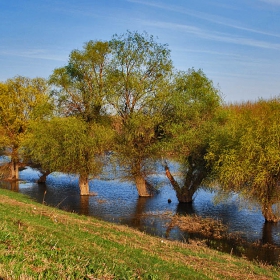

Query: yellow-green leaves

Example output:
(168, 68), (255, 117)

(24, 117), (114, 177)
(0, 76), (52, 155)
(49, 40), (110, 122)
(207, 99), (280, 221)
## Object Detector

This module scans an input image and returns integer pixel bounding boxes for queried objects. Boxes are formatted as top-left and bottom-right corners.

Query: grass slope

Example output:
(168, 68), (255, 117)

(0, 188), (279, 280)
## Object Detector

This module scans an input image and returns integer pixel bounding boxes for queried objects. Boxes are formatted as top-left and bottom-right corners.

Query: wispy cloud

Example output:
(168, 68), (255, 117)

(127, 0), (280, 38)
(0, 49), (67, 62)
(143, 20), (280, 50)
(173, 48), (253, 61)
(259, 0), (280, 5)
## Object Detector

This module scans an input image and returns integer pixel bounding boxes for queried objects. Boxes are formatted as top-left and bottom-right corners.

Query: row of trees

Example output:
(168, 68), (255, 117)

(0, 31), (279, 222)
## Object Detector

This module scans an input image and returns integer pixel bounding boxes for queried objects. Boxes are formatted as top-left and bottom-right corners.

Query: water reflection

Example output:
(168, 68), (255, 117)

(11, 181), (19, 192)
(80, 195), (90, 216)
(176, 201), (195, 215)
(0, 166), (280, 265)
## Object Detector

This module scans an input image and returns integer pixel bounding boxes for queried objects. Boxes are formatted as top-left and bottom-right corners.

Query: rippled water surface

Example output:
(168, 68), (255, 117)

(1, 165), (280, 265)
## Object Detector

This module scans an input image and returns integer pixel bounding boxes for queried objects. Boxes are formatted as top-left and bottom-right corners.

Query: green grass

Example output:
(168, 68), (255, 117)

(0, 188), (279, 280)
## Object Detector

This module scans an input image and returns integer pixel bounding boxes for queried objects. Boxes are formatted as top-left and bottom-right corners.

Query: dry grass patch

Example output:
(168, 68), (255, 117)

(167, 214), (227, 239)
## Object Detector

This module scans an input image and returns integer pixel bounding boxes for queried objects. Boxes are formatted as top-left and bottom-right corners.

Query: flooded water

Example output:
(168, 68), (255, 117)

(1, 165), (280, 265)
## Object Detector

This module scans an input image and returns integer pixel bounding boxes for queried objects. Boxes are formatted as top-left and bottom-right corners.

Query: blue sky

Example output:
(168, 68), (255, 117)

(1, 0), (280, 102)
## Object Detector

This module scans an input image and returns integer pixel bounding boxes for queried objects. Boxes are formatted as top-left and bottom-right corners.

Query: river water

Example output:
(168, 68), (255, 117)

(1, 165), (280, 265)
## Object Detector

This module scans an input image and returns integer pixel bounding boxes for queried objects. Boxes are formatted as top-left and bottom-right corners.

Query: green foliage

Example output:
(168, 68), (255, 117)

(107, 31), (172, 118)
(0, 76), (53, 164)
(49, 40), (111, 122)
(114, 113), (163, 179)
(165, 68), (222, 158)
(24, 116), (114, 177)
(206, 98), (280, 221)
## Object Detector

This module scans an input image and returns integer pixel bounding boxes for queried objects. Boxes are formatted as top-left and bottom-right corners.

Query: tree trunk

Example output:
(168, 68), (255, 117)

(79, 174), (89, 196)
(37, 170), (51, 183)
(135, 175), (151, 197)
(164, 163), (181, 193)
(8, 159), (19, 180)
(176, 187), (196, 203)
(261, 203), (279, 223)
(261, 222), (274, 244)
(164, 161), (203, 203)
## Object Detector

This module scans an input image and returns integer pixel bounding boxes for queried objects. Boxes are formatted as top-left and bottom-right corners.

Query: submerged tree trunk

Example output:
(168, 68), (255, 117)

(261, 203), (279, 223)
(8, 159), (19, 180)
(132, 160), (153, 197)
(79, 174), (89, 196)
(164, 163), (195, 203)
(7, 147), (20, 181)
(176, 186), (196, 203)
(164, 160), (205, 203)
(37, 170), (51, 183)
(261, 222), (274, 244)
(135, 175), (152, 197)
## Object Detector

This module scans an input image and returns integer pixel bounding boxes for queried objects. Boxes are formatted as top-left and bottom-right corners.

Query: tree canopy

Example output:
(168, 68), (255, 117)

(206, 99), (280, 222)
(49, 40), (111, 122)
(24, 116), (113, 192)
(0, 76), (52, 179)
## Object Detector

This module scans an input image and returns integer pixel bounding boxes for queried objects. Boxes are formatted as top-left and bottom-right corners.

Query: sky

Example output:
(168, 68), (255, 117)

(0, 0), (280, 103)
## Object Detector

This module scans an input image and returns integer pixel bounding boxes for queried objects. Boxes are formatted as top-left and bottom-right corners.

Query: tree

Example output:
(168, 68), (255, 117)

(45, 40), (113, 195)
(0, 76), (52, 180)
(206, 99), (280, 222)
(163, 69), (223, 203)
(107, 31), (173, 196)
(24, 117), (112, 195)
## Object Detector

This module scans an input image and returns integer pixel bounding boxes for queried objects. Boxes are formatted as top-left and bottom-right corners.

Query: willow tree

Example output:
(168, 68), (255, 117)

(0, 76), (52, 180)
(24, 117), (112, 195)
(206, 99), (280, 222)
(47, 40), (113, 195)
(163, 69), (222, 203)
(107, 31), (173, 196)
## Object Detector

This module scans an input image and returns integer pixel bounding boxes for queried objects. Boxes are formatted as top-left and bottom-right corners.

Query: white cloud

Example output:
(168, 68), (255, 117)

(128, 0), (280, 38)
(143, 20), (280, 50)
(259, 0), (280, 5)
(0, 49), (67, 62)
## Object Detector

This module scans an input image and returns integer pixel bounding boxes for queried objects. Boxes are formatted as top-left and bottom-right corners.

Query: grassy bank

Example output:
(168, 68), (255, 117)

(0, 189), (279, 280)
